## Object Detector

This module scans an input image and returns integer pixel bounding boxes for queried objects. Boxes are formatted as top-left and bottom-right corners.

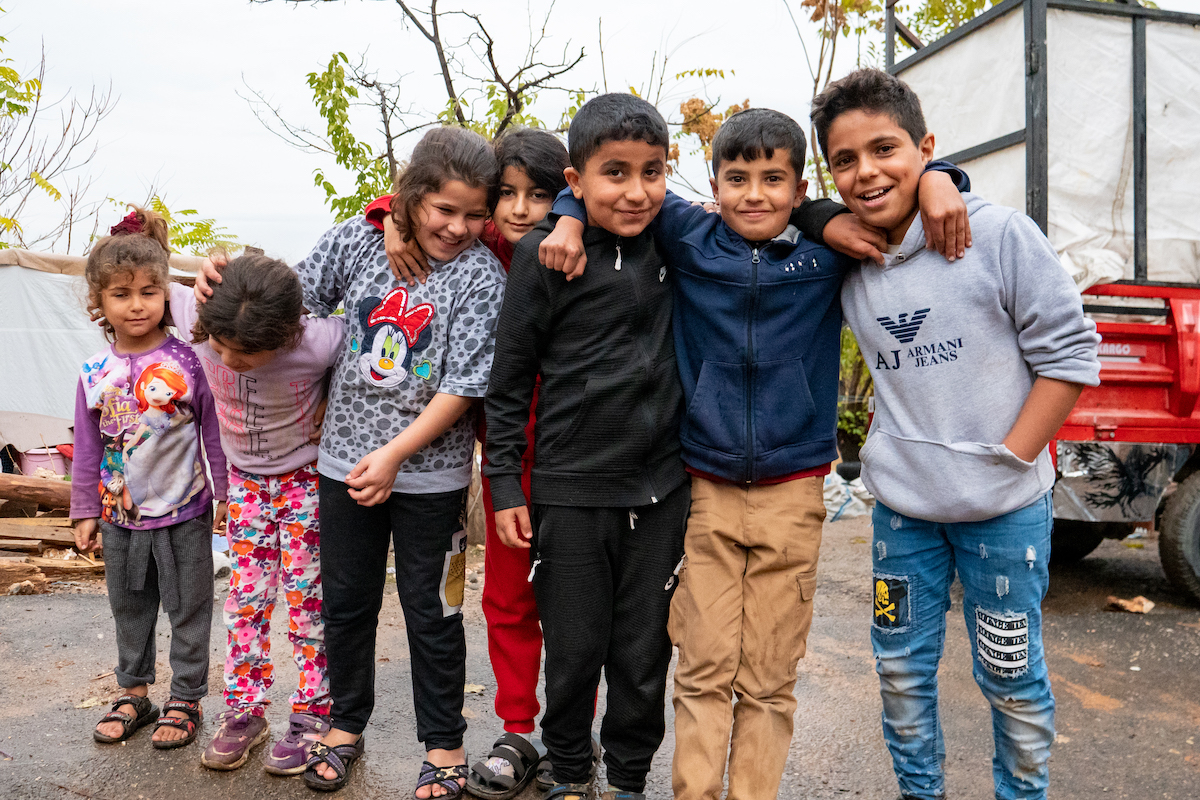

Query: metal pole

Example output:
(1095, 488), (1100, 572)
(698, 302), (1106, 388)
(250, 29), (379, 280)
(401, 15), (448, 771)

(1133, 16), (1148, 281)
(1025, 0), (1049, 232)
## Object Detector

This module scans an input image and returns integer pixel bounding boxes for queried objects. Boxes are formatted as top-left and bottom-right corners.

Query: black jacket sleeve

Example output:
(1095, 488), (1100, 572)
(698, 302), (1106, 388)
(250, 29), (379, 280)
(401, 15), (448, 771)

(791, 160), (972, 245)
(483, 233), (552, 511)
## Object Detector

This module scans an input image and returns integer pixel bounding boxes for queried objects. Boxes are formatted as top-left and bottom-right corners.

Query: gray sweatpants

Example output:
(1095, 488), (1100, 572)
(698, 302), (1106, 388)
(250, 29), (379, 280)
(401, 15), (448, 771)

(100, 511), (214, 701)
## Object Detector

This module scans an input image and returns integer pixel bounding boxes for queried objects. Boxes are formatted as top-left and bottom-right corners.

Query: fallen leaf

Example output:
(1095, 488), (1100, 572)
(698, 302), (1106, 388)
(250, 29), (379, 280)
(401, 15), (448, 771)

(378, 657), (390, 663)
(1057, 735), (1070, 743)
(1107, 595), (1155, 614)
(54, 660), (74, 669)
(461, 707), (477, 719)
(1123, 541), (1145, 549)
(89, 671), (114, 681)
(74, 697), (102, 709)
(849, 537), (868, 544)
(464, 683), (486, 695)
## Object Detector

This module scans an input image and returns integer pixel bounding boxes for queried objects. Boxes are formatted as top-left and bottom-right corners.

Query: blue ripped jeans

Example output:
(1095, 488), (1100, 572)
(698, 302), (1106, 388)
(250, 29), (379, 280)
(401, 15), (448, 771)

(870, 492), (1055, 800)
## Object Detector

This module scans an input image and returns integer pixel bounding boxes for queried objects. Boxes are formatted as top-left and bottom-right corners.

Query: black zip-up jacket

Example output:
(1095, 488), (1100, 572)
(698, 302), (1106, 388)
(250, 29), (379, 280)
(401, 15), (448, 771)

(484, 219), (685, 510)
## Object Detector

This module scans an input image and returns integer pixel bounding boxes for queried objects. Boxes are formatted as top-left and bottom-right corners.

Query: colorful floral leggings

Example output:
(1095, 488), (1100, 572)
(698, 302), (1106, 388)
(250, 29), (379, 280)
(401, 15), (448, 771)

(223, 461), (329, 715)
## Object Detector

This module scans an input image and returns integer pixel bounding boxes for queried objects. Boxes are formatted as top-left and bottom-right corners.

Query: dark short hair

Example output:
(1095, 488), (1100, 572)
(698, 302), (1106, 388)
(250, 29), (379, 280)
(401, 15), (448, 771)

(567, 93), (669, 171)
(810, 68), (927, 161)
(493, 127), (571, 202)
(712, 108), (807, 178)
(391, 126), (500, 243)
(192, 253), (305, 354)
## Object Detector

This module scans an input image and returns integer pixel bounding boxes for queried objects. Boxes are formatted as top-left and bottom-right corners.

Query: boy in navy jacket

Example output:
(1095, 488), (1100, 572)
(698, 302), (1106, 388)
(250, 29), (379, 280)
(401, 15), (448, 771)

(542, 108), (969, 800)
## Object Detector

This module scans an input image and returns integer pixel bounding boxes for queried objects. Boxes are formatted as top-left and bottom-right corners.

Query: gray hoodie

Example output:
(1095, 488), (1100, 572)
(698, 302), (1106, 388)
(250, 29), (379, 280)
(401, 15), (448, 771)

(841, 194), (1100, 523)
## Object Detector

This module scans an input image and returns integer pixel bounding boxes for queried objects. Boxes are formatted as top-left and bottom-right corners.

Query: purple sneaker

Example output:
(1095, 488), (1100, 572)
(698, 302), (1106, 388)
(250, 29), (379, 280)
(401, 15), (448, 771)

(263, 711), (331, 776)
(200, 709), (270, 771)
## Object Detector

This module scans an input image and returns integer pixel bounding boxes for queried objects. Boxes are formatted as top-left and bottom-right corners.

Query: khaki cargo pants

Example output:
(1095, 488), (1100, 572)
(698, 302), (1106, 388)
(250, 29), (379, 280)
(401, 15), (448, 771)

(668, 474), (825, 800)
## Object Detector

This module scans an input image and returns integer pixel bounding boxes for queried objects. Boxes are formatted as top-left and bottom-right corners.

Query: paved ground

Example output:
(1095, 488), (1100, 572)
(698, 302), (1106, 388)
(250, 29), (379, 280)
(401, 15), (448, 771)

(1, 515), (1197, 799)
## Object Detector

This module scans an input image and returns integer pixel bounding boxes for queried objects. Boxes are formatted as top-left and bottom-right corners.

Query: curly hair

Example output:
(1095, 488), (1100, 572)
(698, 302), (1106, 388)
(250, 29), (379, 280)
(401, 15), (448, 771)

(85, 206), (172, 341)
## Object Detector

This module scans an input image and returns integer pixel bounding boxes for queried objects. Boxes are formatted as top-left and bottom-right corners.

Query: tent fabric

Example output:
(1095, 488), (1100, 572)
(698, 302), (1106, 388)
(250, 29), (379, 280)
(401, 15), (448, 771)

(0, 248), (207, 276)
(898, 5), (1200, 290)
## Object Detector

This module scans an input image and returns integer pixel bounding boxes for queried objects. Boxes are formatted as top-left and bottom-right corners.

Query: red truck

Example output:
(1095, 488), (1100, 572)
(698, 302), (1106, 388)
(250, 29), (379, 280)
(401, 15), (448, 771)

(886, 0), (1200, 601)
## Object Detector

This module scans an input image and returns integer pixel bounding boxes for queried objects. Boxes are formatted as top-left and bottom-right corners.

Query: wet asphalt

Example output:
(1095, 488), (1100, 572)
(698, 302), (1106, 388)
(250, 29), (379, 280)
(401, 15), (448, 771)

(1, 515), (1197, 800)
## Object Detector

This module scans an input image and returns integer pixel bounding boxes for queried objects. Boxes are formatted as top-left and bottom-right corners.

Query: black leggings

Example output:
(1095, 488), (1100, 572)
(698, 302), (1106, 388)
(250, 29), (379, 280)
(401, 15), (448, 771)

(319, 476), (469, 750)
(531, 482), (689, 791)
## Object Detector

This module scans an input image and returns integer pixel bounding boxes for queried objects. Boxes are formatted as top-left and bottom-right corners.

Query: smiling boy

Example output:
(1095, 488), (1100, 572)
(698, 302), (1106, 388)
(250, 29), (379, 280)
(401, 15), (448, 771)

(541, 107), (972, 800)
(483, 94), (687, 800)
(812, 69), (1100, 800)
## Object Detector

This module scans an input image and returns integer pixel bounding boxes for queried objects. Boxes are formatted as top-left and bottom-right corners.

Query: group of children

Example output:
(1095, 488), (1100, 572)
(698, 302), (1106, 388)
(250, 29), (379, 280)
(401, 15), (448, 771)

(69, 68), (1099, 800)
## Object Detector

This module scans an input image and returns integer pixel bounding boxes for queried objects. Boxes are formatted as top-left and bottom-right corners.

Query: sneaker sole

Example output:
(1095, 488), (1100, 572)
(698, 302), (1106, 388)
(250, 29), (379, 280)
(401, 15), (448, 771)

(200, 723), (271, 771)
(263, 759), (310, 777)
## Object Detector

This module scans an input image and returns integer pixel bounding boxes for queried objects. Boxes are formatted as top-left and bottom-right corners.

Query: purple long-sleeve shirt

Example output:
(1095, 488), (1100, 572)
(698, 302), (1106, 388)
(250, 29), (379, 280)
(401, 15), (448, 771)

(70, 335), (228, 529)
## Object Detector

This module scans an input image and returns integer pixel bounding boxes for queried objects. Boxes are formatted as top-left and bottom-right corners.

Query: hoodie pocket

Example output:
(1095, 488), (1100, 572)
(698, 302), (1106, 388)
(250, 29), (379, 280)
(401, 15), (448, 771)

(681, 360), (745, 456)
(861, 430), (1047, 522)
(753, 357), (817, 454)
(547, 372), (644, 473)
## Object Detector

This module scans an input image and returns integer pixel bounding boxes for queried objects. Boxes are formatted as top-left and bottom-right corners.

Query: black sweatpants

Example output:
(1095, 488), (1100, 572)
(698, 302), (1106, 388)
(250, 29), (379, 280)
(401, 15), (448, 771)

(320, 476), (469, 750)
(531, 482), (689, 791)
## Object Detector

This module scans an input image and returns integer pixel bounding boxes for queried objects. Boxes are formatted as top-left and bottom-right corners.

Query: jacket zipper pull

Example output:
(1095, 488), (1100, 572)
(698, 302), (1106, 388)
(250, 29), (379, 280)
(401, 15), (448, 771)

(614, 244), (622, 271)
(664, 556), (684, 591)
(752, 247), (760, 264)
(629, 510), (638, 529)
(527, 558), (541, 583)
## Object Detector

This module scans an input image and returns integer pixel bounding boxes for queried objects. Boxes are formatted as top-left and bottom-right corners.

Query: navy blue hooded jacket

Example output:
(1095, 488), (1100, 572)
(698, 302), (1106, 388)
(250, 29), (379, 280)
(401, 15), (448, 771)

(550, 162), (968, 483)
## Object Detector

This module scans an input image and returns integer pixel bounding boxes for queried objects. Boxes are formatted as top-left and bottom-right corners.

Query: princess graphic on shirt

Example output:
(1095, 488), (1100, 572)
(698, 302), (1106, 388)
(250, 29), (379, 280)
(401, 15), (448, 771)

(351, 287), (434, 388)
(121, 361), (206, 517)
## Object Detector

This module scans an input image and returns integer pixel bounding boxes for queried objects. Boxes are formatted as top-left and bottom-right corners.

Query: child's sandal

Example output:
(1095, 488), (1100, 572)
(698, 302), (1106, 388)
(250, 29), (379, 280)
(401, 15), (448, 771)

(542, 782), (592, 800)
(415, 758), (469, 800)
(152, 699), (203, 750)
(304, 736), (365, 792)
(93, 694), (159, 744)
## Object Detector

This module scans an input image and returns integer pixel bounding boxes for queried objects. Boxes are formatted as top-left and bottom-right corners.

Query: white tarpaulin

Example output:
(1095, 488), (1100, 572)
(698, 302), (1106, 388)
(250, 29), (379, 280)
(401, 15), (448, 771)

(897, 4), (1200, 288)
(0, 265), (108, 420)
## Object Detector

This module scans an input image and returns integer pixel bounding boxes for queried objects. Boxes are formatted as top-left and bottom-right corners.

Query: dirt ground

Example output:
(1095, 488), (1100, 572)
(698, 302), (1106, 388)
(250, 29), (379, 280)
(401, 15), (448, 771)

(1, 515), (1198, 800)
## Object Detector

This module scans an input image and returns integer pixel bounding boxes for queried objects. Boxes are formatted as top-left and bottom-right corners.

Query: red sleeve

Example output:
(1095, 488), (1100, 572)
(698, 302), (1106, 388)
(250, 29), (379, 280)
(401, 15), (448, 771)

(364, 195), (393, 231)
(480, 221), (515, 271)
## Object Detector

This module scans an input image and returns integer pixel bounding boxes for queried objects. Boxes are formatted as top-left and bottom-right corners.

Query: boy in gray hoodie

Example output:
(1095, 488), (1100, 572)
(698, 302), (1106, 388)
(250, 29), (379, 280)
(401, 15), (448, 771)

(811, 69), (1100, 800)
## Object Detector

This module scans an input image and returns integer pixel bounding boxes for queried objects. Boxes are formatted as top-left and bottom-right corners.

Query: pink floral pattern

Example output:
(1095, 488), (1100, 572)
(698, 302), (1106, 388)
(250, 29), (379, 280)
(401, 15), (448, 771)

(222, 462), (329, 715)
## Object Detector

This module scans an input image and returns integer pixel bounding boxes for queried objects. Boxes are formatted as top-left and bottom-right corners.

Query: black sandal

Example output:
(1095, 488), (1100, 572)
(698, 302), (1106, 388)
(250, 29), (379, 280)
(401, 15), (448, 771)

(599, 792), (644, 800)
(536, 733), (599, 792)
(151, 699), (203, 750)
(93, 694), (160, 744)
(303, 736), (365, 792)
(543, 782), (591, 800)
(468, 733), (542, 800)
(416, 758), (469, 800)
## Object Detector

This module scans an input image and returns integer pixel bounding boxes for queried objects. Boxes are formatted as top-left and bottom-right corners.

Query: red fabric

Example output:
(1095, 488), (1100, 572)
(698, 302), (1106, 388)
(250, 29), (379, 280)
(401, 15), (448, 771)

(364, 195), (391, 230)
(480, 448), (541, 733)
(685, 462), (832, 486)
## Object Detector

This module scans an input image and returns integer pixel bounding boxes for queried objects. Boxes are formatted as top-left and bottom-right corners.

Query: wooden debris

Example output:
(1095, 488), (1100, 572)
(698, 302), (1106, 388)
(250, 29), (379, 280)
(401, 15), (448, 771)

(0, 538), (41, 553)
(0, 473), (71, 509)
(6, 575), (49, 595)
(0, 558), (44, 585)
(0, 517), (77, 545)
(1107, 595), (1155, 614)
(26, 554), (104, 578)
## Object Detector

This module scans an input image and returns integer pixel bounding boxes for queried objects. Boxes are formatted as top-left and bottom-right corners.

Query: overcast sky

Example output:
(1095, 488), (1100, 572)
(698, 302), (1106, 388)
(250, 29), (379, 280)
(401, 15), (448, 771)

(5, 0), (1194, 261)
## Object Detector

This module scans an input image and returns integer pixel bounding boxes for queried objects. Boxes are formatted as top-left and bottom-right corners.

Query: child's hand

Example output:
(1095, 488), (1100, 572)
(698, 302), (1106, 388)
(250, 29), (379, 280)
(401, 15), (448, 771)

(918, 169), (972, 262)
(194, 252), (229, 303)
(495, 506), (532, 549)
(539, 216), (587, 281)
(74, 518), (100, 553)
(345, 447), (401, 507)
(822, 213), (888, 265)
(213, 501), (228, 533)
(384, 214), (431, 286)
(309, 395), (328, 445)
(692, 200), (720, 214)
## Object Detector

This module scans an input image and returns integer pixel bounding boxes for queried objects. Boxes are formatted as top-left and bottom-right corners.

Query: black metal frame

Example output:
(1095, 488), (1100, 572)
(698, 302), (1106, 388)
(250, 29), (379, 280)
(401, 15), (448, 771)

(886, 0), (1200, 283)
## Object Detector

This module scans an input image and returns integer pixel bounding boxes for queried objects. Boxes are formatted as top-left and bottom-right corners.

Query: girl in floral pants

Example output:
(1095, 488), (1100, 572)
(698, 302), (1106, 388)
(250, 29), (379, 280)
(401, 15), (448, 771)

(172, 256), (344, 773)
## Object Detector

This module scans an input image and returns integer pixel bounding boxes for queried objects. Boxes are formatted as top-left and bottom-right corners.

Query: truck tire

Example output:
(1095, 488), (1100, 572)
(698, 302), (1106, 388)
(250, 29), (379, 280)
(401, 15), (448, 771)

(1050, 520), (1108, 564)
(1160, 473), (1200, 603)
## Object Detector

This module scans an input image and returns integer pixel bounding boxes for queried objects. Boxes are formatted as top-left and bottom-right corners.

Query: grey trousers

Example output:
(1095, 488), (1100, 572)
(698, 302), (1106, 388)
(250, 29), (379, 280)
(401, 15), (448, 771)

(100, 510), (214, 701)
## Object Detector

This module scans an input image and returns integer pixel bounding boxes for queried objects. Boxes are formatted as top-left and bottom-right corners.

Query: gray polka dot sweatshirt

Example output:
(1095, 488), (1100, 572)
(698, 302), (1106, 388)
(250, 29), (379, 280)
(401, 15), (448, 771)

(295, 218), (507, 493)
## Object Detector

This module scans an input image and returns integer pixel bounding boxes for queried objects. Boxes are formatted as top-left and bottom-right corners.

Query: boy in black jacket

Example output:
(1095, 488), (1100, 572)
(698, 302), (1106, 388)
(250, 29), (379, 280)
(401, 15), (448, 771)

(483, 94), (686, 800)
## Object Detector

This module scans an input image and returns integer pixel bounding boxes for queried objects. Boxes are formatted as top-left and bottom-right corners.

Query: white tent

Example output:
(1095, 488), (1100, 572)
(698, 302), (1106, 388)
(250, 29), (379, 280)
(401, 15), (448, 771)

(0, 249), (205, 424)
(892, 0), (1200, 288)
